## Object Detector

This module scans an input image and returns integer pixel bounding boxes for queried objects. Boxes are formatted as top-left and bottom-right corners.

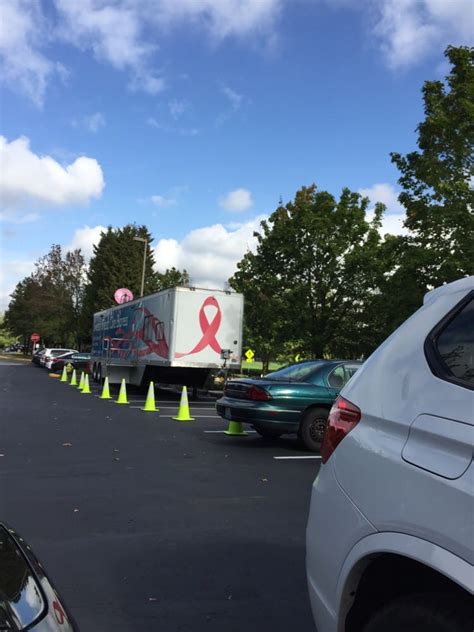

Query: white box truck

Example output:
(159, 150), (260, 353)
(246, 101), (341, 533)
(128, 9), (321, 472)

(90, 287), (243, 387)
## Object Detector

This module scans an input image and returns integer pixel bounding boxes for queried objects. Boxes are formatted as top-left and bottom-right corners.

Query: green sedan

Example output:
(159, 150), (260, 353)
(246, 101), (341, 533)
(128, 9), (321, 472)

(215, 360), (362, 451)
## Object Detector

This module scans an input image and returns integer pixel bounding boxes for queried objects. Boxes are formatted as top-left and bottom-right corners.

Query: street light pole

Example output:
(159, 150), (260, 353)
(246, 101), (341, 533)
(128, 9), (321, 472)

(133, 236), (148, 297)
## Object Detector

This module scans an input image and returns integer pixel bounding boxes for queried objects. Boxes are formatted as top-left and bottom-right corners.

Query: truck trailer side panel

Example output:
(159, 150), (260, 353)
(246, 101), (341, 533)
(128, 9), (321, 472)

(91, 287), (243, 385)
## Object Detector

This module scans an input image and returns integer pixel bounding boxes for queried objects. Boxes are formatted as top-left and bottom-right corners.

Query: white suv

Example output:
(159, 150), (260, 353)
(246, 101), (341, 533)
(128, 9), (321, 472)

(306, 276), (473, 632)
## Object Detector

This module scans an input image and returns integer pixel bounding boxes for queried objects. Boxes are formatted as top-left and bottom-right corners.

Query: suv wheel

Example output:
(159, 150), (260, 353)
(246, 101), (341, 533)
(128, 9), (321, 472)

(362, 593), (472, 632)
(298, 408), (328, 451)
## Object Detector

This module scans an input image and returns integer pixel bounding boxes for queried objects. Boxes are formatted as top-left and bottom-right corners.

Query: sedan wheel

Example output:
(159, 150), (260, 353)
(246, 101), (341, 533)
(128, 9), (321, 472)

(298, 408), (328, 452)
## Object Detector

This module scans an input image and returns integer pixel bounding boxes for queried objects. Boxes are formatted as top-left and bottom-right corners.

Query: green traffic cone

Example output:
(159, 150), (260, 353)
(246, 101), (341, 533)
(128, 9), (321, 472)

(77, 372), (85, 391)
(70, 369), (77, 386)
(172, 386), (194, 421)
(60, 366), (68, 382)
(81, 374), (91, 394)
(224, 420), (248, 436)
(115, 379), (129, 404)
(142, 381), (159, 412)
(99, 376), (111, 400)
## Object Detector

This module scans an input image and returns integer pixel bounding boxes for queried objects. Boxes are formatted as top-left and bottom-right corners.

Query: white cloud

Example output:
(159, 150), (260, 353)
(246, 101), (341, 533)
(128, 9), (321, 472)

(1, 0), (283, 105)
(0, 0), (64, 106)
(168, 99), (189, 119)
(216, 84), (246, 125)
(219, 188), (253, 213)
(85, 112), (106, 132)
(154, 216), (265, 287)
(55, 0), (164, 95)
(146, 116), (160, 128)
(371, 0), (473, 69)
(221, 85), (244, 110)
(65, 224), (107, 260)
(0, 211), (40, 224)
(0, 257), (35, 311)
(146, 116), (199, 136)
(0, 136), (105, 213)
(358, 182), (403, 215)
(366, 209), (408, 237)
(72, 111), (106, 133)
(152, 0), (283, 41)
(151, 194), (176, 208)
(360, 182), (407, 236)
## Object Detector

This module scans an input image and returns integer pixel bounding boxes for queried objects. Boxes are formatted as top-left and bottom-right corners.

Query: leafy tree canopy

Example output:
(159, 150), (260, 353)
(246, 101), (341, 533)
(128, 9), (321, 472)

(391, 45), (474, 287)
(231, 185), (387, 361)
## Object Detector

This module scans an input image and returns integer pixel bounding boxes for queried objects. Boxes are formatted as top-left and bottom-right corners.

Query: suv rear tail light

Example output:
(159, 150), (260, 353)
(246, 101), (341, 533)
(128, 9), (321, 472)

(321, 396), (361, 464)
(248, 386), (272, 401)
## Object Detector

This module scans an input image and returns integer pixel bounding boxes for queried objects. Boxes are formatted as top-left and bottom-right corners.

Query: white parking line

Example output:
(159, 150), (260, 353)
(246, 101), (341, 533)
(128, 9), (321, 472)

(273, 455), (322, 460)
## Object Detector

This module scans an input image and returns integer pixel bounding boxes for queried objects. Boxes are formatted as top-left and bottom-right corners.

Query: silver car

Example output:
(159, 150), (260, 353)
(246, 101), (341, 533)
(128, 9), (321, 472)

(306, 276), (473, 632)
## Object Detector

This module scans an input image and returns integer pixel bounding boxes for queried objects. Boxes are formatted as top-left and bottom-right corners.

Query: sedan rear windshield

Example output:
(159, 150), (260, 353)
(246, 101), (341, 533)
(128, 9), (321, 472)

(264, 362), (324, 382)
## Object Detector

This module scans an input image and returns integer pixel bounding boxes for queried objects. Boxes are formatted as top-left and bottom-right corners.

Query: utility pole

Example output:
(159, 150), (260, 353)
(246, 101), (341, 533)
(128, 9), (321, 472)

(133, 236), (148, 297)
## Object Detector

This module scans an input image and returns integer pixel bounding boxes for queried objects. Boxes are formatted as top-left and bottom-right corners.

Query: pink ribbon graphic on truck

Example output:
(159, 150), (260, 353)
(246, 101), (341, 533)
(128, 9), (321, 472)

(176, 296), (222, 358)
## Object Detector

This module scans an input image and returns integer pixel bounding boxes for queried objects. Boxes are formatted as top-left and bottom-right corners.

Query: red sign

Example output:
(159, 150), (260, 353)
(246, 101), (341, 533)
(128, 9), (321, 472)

(30, 333), (40, 342)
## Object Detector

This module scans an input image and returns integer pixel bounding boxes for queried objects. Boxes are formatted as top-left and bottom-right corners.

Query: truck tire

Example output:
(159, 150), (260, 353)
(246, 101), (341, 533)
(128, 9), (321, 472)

(298, 407), (328, 451)
(362, 593), (472, 632)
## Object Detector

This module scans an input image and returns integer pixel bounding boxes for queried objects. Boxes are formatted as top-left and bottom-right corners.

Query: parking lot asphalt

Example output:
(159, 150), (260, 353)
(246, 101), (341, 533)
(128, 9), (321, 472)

(0, 362), (319, 632)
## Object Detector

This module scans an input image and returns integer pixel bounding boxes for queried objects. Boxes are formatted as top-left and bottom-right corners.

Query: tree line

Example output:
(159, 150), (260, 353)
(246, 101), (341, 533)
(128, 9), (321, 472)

(3, 46), (473, 363)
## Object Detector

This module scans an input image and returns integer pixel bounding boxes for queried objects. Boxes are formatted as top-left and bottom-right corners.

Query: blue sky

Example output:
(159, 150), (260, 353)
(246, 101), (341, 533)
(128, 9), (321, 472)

(1, 0), (472, 309)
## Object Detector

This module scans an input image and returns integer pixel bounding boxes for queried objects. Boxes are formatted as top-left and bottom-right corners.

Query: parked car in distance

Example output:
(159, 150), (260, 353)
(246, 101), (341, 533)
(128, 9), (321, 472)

(40, 348), (77, 368)
(216, 360), (362, 450)
(4, 343), (26, 353)
(32, 349), (46, 366)
(0, 522), (78, 630)
(306, 276), (474, 632)
(50, 352), (91, 373)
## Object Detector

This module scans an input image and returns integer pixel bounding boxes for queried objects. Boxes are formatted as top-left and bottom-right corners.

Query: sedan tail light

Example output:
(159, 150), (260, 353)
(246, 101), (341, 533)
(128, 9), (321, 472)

(321, 396), (361, 464)
(248, 386), (272, 401)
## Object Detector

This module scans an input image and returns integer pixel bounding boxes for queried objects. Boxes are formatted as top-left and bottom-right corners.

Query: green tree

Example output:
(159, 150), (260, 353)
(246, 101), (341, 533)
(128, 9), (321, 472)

(156, 267), (190, 290)
(391, 45), (474, 289)
(231, 185), (387, 362)
(0, 314), (19, 349)
(230, 250), (286, 372)
(5, 245), (86, 347)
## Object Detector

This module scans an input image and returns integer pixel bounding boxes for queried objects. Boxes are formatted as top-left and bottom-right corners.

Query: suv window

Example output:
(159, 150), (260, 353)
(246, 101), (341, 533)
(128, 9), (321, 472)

(434, 297), (474, 388)
(425, 291), (474, 390)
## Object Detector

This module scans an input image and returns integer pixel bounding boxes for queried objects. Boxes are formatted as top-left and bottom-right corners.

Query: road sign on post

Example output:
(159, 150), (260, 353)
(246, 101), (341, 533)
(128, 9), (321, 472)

(30, 333), (40, 343)
(245, 349), (255, 363)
